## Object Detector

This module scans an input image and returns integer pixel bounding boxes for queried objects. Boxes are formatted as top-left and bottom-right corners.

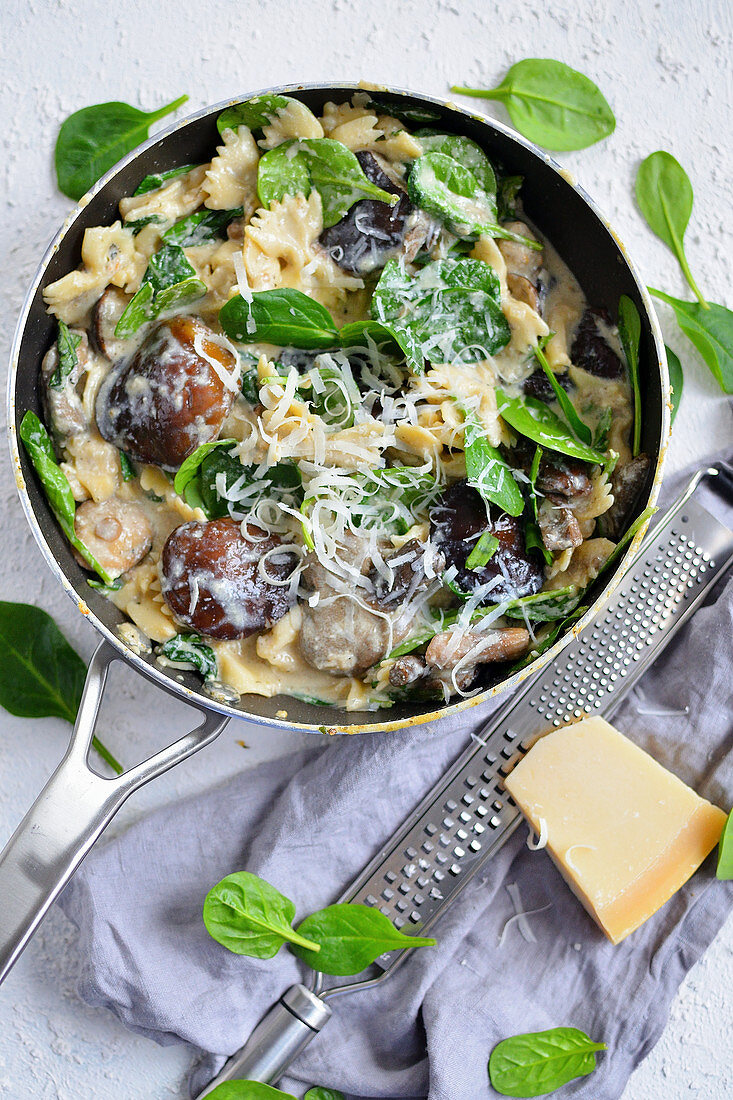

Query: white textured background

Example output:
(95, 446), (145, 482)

(0, 0), (732, 1097)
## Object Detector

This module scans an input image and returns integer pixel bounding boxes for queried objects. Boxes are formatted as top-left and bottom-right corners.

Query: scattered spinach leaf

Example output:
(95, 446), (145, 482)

(133, 163), (200, 196)
(648, 289), (733, 394)
(304, 1090), (346, 1100)
(162, 206), (243, 247)
(716, 810), (733, 880)
(497, 174), (523, 220)
(452, 60), (615, 151)
(636, 152), (707, 308)
(466, 531), (499, 570)
(119, 452), (136, 481)
(123, 214), (165, 235)
(203, 871), (321, 958)
(533, 341), (592, 445)
(159, 633), (217, 681)
(495, 391), (606, 465)
(173, 439), (238, 498)
(488, 1026), (606, 1097)
(416, 131), (497, 194)
(665, 345), (684, 424)
(592, 407), (613, 451)
(55, 95), (189, 201)
(115, 244), (206, 337)
(257, 138), (397, 228)
(216, 94), (294, 135)
(462, 408), (524, 517)
(0, 601), (121, 773)
(203, 1083), (296, 1100)
(617, 296), (642, 455)
(220, 289), (339, 349)
(307, 362), (358, 429)
(49, 321), (81, 389)
(19, 412), (116, 585)
(291, 903), (436, 976)
(198, 450), (302, 519)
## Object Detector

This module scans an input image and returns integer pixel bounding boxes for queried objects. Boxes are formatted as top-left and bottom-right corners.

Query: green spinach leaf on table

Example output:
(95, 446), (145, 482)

(203, 871), (321, 958)
(649, 289), (733, 394)
(291, 903), (436, 976)
(55, 95), (189, 201)
(636, 151), (707, 308)
(488, 1026), (606, 1097)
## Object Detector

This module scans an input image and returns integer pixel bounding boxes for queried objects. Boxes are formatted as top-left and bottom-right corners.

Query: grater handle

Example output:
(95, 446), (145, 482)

(195, 984), (332, 1096)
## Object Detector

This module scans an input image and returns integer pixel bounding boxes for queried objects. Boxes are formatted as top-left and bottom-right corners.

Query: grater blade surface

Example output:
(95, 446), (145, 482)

(325, 469), (733, 987)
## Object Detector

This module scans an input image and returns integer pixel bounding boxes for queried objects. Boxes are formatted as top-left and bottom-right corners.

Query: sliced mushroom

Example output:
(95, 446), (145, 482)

(388, 654), (427, 687)
(73, 498), (152, 578)
(365, 539), (445, 610)
(512, 444), (592, 501)
(498, 222), (543, 281)
(597, 454), (651, 539)
(96, 316), (240, 470)
(430, 480), (543, 602)
(161, 518), (296, 640)
(537, 499), (583, 552)
(93, 287), (132, 361)
(425, 626), (530, 690)
(507, 273), (540, 312)
(570, 307), (624, 379)
(299, 595), (390, 675)
(522, 367), (573, 404)
(319, 151), (414, 276)
(40, 331), (90, 448)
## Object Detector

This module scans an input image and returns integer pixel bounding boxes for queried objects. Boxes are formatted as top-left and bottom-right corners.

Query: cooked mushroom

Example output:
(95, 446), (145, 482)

(570, 307), (624, 379)
(537, 499), (583, 552)
(522, 367), (573, 404)
(73, 498), (152, 578)
(597, 454), (651, 539)
(40, 331), (90, 448)
(93, 287), (132, 362)
(498, 222), (543, 281)
(299, 594), (390, 676)
(96, 316), (240, 470)
(425, 626), (530, 689)
(160, 518), (297, 640)
(388, 654), (427, 687)
(512, 444), (592, 501)
(507, 273), (540, 312)
(365, 539), (445, 609)
(319, 151), (414, 276)
(430, 480), (543, 602)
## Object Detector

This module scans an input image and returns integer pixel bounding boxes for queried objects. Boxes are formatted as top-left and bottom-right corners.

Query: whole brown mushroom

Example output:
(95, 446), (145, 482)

(96, 316), (240, 470)
(160, 518), (297, 640)
(73, 499), (152, 578)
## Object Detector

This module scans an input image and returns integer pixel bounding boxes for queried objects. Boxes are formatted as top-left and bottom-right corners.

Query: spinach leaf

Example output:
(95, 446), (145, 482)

(0, 601), (122, 773)
(241, 366), (261, 404)
(162, 206), (243, 247)
(533, 341), (592, 445)
(49, 321), (81, 389)
(665, 345), (684, 424)
(488, 1026), (606, 1097)
(198, 451), (302, 519)
(290, 903), (436, 976)
(220, 289), (339, 349)
(388, 627), (439, 659)
(133, 163), (200, 196)
(203, 871), (321, 958)
(462, 409), (524, 517)
(617, 296), (642, 455)
(592, 407), (613, 451)
(307, 362), (359, 429)
(497, 174), (523, 220)
(124, 214), (165, 235)
(304, 1090), (346, 1100)
(649, 289), (733, 394)
(119, 452), (136, 481)
(86, 577), (123, 593)
(339, 318), (410, 360)
(408, 152), (495, 237)
(55, 95), (189, 201)
(466, 531), (499, 570)
(257, 139), (397, 228)
(217, 94), (295, 135)
(495, 391), (606, 465)
(636, 152), (707, 308)
(115, 244), (206, 337)
(159, 633), (217, 681)
(416, 131), (497, 194)
(511, 605), (588, 672)
(452, 60), (615, 151)
(371, 258), (511, 374)
(19, 412), (116, 585)
(367, 98), (443, 127)
(173, 439), (238, 498)
(716, 810), (733, 880)
(204, 1083), (296, 1100)
(524, 445), (552, 566)
(502, 586), (580, 622)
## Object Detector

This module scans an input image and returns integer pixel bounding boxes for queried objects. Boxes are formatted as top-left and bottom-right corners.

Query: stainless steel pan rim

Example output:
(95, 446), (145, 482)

(7, 81), (670, 735)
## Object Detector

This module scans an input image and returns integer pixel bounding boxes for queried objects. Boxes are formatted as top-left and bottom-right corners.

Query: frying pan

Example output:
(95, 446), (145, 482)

(1, 83), (669, 984)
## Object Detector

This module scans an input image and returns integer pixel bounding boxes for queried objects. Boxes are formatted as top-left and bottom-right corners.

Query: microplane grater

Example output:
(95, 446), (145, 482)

(197, 463), (733, 1095)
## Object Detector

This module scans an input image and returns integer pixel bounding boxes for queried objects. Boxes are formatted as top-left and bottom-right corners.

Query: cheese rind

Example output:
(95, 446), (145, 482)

(504, 716), (726, 945)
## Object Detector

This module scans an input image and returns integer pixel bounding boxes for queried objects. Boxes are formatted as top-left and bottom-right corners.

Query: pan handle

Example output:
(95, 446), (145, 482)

(0, 641), (228, 986)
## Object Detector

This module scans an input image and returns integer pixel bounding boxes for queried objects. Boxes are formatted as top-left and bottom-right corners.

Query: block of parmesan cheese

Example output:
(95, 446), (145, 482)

(504, 716), (726, 944)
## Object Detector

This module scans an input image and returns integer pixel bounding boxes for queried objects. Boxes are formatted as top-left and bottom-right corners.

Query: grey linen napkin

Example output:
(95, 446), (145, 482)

(59, 458), (733, 1100)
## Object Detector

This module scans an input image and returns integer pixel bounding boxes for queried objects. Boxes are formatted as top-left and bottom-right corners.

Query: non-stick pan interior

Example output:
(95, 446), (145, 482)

(10, 84), (667, 733)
